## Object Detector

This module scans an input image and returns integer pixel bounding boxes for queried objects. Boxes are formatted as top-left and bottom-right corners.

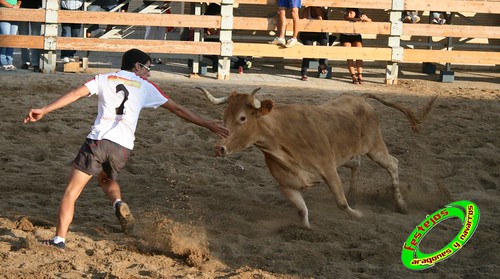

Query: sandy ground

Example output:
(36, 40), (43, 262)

(0, 64), (499, 278)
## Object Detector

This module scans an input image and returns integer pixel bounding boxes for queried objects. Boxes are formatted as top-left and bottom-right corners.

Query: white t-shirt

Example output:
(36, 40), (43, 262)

(84, 70), (169, 149)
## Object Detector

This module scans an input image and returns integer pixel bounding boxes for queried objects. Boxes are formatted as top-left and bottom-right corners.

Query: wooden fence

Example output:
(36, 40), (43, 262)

(0, 0), (499, 83)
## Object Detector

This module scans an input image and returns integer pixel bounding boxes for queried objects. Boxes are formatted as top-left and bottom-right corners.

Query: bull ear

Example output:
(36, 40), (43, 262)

(259, 100), (274, 116)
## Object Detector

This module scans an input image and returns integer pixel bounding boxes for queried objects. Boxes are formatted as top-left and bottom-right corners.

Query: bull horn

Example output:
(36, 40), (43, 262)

(250, 88), (262, 109)
(195, 87), (228, 105)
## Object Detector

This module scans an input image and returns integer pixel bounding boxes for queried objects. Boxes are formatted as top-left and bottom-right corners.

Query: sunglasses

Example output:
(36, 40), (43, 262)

(138, 63), (151, 72)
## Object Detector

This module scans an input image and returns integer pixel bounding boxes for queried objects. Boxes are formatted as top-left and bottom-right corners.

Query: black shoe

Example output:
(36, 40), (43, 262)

(33, 67), (42, 73)
(115, 201), (135, 234)
(21, 63), (30, 70)
(40, 239), (65, 250)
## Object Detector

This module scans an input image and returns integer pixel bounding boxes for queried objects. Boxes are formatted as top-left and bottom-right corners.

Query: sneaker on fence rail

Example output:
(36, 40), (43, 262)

(285, 38), (300, 48)
(269, 37), (286, 46)
(62, 57), (70, 63)
(411, 15), (421, 23)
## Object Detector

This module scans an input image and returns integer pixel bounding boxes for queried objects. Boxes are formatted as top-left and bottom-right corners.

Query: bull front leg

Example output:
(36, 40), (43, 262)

(279, 186), (311, 229)
(342, 156), (361, 195)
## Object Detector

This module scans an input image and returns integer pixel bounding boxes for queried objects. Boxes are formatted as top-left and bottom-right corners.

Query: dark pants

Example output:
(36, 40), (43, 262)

(299, 32), (328, 76)
(61, 23), (82, 58)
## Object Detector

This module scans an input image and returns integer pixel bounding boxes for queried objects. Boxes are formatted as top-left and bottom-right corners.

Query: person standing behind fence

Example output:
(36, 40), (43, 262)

(269, 0), (301, 48)
(340, 8), (371, 84)
(86, 0), (124, 38)
(0, 0), (20, 71)
(19, 0), (43, 72)
(60, 0), (83, 63)
(298, 6), (328, 81)
(143, 1), (173, 64)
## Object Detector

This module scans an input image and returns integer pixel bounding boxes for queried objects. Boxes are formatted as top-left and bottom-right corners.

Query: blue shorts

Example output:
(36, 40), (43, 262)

(278, 0), (301, 9)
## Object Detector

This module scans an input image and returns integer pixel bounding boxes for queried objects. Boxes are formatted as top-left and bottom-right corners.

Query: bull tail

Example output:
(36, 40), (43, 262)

(362, 93), (439, 133)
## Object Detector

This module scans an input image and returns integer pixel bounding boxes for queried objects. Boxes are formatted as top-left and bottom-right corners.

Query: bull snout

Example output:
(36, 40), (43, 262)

(215, 145), (228, 157)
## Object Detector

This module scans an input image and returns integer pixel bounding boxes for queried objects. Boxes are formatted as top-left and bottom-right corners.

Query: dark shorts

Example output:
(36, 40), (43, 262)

(72, 139), (131, 180)
(339, 33), (362, 44)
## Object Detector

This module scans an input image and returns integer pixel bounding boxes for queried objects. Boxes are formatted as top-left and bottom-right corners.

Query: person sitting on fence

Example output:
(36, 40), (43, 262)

(298, 6), (329, 81)
(402, 10), (420, 24)
(269, 0), (301, 48)
(340, 8), (371, 84)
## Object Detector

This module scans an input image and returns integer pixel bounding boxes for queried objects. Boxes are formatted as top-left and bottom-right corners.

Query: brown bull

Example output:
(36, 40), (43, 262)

(198, 87), (437, 228)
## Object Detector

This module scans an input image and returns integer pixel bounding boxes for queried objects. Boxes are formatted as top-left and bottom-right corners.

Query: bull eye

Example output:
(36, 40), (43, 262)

(239, 116), (247, 123)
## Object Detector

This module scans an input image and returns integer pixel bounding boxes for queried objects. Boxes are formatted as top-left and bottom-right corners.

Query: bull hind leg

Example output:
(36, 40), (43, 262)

(324, 171), (363, 219)
(367, 145), (408, 214)
(280, 186), (311, 229)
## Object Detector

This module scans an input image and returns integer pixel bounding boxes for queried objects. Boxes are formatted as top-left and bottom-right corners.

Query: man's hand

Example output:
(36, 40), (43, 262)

(23, 108), (45, 123)
(209, 120), (230, 139)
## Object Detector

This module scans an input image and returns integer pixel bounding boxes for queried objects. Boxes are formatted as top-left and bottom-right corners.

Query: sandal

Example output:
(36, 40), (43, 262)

(319, 65), (328, 75)
(357, 73), (363, 84)
(301, 75), (308, 81)
(351, 74), (358, 84)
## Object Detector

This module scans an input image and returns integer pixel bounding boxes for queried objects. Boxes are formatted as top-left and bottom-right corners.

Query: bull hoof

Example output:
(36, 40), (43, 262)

(349, 209), (363, 219)
(396, 202), (408, 214)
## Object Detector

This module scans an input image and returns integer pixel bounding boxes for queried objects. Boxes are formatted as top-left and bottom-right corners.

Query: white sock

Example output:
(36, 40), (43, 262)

(113, 199), (122, 209)
(53, 236), (65, 244)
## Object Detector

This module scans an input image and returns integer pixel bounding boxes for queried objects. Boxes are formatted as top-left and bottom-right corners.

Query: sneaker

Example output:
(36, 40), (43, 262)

(115, 201), (135, 234)
(40, 239), (65, 250)
(285, 38), (299, 48)
(269, 37), (286, 46)
(21, 63), (30, 69)
(69, 57), (76, 62)
(3, 65), (16, 71)
(62, 57), (70, 63)
(33, 66), (42, 73)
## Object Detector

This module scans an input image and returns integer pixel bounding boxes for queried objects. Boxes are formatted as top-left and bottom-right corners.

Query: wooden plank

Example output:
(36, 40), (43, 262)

(56, 38), (221, 55)
(403, 24), (500, 39)
(235, 0), (392, 9)
(405, 0), (500, 14)
(58, 11), (220, 28)
(404, 49), (500, 64)
(0, 35), (44, 49)
(233, 43), (392, 60)
(233, 17), (391, 34)
(0, 8), (45, 22)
